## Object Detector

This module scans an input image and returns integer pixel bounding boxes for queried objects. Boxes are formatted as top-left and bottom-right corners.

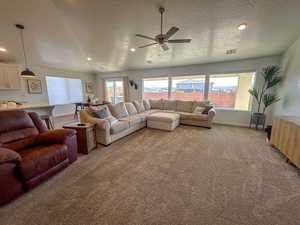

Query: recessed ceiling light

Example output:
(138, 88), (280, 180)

(87, 57), (92, 61)
(238, 23), (247, 31)
(0, 47), (7, 52)
(130, 48), (136, 52)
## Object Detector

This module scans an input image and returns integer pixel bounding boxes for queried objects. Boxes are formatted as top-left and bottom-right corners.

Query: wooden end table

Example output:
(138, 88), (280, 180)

(63, 123), (96, 154)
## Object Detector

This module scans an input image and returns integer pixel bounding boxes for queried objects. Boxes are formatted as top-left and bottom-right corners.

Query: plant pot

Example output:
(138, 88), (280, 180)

(250, 112), (266, 130)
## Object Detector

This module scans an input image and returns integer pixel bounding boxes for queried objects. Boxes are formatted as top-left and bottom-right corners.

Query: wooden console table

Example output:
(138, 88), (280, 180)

(271, 116), (300, 168)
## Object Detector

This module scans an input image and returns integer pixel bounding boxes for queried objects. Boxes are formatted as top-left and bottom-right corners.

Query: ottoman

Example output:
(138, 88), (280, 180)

(147, 112), (180, 131)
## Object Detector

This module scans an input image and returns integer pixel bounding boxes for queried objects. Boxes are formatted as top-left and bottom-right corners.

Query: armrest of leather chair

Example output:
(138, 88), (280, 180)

(35, 129), (77, 145)
(0, 147), (21, 165)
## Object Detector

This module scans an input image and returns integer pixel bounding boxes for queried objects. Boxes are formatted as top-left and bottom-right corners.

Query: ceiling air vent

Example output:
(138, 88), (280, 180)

(226, 49), (237, 55)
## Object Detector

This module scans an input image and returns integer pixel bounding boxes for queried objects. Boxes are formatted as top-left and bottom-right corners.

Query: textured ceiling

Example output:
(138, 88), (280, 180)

(0, 0), (300, 73)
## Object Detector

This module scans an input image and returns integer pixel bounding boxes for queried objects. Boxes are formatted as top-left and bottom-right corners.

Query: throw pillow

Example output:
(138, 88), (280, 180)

(143, 99), (151, 111)
(202, 105), (213, 114)
(193, 106), (205, 114)
(91, 108), (109, 119)
(125, 102), (138, 115)
(133, 100), (145, 113)
(108, 102), (129, 119)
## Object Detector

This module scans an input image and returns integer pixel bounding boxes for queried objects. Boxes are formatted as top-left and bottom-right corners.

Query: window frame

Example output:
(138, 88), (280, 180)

(104, 78), (124, 104)
(142, 71), (256, 111)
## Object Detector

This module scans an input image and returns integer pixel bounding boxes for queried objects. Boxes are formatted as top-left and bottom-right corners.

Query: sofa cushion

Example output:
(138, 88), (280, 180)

(163, 100), (177, 111)
(108, 102), (129, 119)
(202, 105), (214, 114)
(133, 100), (145, 113)
(110, 121), (130, 134)
(88, 105), (112, 116)
(19, 144), (68, 181)
(125, 102), (138, 115)
(176, 100), (193, 112)
(179, 112), (209, 121)
(120, 116), (142, 127)
(143, 99), (151, 110)
(149, 99), (163, 109)
(147, 112), (180, 123)
(193, 106), (205, 114)
(192, 101), (210, 112)
(91, 108), (109, 119)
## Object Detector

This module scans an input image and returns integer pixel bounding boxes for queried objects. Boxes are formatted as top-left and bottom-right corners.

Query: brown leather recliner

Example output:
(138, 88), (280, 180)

(0, 110), (78, 206)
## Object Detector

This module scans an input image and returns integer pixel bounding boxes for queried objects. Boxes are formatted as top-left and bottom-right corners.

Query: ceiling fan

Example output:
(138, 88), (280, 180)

(136, 7), (192, 51)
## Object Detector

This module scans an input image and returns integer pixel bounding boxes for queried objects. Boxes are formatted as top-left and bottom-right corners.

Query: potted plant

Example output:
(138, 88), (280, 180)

(248, 65), (282, 129)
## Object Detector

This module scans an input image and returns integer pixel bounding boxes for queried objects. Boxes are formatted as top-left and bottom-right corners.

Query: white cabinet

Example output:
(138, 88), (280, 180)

(0, 64), (21, 90)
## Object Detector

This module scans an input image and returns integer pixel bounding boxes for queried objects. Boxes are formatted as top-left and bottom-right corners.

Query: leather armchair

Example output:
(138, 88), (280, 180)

(0, 110), (78, 206)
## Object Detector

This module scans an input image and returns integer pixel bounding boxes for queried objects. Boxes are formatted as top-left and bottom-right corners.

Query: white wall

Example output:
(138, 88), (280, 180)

(97, 55), (281, 126)
(274, 36), (300, 116)
(0, 64), (96, 116)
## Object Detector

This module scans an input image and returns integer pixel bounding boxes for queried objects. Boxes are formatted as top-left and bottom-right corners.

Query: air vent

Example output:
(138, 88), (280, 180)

(226, 49), (237, 55)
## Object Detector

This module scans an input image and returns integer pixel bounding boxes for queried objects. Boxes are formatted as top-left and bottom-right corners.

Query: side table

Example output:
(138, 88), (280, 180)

(63, 123), (96, 154)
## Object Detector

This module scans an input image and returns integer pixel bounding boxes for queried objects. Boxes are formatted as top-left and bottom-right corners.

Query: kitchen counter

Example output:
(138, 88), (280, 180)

(0, 104), (55, 116)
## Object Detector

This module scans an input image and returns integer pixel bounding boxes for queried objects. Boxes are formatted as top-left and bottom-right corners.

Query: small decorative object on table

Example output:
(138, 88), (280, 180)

(63, 123), (96, 154)
(248, 65), (282, 130)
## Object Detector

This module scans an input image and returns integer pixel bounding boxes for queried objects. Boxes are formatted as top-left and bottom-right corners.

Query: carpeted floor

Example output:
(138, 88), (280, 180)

(1, 125), (300, 225)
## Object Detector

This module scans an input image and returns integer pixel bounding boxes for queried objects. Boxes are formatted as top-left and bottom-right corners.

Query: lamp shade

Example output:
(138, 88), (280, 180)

(21, 68), (36, 77)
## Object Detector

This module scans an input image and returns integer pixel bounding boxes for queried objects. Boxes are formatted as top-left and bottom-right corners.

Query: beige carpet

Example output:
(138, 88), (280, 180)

(1, 125), (300, 225)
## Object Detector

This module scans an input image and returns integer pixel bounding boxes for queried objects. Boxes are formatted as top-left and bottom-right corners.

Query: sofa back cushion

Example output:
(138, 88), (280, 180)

(176, 100), (193, 112)
(108, 102), (129, 119)
(0, 110), (39, 151)
(163, 100), (177, 111)
(88, 105), (112, 116)
(133, 101), (145, 113)
(143, 99), (151, 111)
(149, 99), (163, 109)
(125, 102), (138, 115)
(192, 101), (210, 112)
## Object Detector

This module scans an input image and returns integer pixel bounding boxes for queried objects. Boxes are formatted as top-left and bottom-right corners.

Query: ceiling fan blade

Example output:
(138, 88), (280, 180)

(165, 26), (179, 39)
(136, 34), (156, 41)
(161, 43), (169, 51)
(138, 43), (158, 48)
(168, 39), (192, 43)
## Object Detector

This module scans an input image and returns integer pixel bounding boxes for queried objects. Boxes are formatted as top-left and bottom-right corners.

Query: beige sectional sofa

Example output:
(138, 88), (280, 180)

(80, 99), (216, 146)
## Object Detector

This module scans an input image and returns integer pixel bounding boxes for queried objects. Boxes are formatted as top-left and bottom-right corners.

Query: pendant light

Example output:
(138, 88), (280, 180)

(16, 24), (36, 77)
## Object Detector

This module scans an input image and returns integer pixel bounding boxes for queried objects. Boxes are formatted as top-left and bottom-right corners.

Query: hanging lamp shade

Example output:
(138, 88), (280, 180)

(16, 24), (36, 77)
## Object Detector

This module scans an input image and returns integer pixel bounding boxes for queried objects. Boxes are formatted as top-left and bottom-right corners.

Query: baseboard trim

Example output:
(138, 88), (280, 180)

(213, 121), (249, 127)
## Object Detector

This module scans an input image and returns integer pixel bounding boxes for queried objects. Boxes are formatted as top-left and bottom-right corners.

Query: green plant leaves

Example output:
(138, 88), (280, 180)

(263, 93), (280, 109)
(248, 88), (259, 102)
(261, 65), (280, 82)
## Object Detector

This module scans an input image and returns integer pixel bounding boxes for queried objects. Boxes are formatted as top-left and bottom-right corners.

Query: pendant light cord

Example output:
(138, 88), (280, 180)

(19, 28), (28, 68)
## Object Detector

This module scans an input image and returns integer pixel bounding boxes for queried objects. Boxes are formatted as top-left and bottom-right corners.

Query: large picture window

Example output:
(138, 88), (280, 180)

(143, 77), (169, 99)
(142, 72), (255, 111)
(46, 76), (83, 105)
(208, 73), (255, 110)
(171, 75), (205, 101)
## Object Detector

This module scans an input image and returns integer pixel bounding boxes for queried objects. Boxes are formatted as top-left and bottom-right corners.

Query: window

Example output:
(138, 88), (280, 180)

(142, 72), (255, 111)
(105, 80), (124, 104)
(171, 75), (205, 101)
(46, 76), (83, 105)
(143, 77), (169, 99)
(208, 73), (255, 110)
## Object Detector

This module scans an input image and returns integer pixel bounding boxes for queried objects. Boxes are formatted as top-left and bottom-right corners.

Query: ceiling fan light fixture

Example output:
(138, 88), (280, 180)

(130, 48), (136, 52)
(87, 57), (92, 61)
(238, 23), (247, 31)
(16, 24), (36, 77)
(0, 47), (7, 52)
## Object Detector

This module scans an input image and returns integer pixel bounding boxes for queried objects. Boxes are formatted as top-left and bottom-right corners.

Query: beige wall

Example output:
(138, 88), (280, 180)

(275, 36), (300, 117)
(0, 64), (96, 116)
(97, 55), (281, 126)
